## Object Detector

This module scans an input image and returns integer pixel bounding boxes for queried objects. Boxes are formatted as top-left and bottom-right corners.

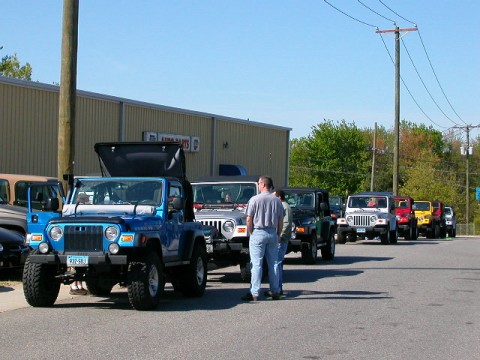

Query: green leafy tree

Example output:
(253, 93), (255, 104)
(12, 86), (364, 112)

(289, 119), (370, 195)
(0, 47), (32, 80)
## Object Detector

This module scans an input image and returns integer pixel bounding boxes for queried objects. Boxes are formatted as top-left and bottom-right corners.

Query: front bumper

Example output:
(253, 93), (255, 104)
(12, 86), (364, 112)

(337, 225), (388, 236)
(27, 253), (127, 266)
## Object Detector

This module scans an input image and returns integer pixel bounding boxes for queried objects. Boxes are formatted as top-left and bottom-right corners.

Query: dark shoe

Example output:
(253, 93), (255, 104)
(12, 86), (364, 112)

(241, 293), (258, 301)
(264, 290), (281, 300)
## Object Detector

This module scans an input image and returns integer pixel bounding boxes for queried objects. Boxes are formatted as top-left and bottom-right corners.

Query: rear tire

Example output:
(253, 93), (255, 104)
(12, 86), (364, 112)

(177, 242), (208, 297)
(86, 276), (115, 296)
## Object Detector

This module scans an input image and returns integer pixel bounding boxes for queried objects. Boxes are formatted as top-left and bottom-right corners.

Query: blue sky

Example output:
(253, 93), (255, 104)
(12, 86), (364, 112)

(2, 1), (479, 140)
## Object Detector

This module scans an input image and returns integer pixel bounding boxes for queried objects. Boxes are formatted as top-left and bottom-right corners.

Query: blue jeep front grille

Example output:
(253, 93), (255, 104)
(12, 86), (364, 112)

(64, 225), (103, 252)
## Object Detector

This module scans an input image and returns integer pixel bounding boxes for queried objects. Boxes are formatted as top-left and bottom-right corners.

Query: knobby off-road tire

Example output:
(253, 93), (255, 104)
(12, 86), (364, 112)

(176, 243), (208, 297)
(23, 254), (60, 307)
(127, 252), (165, 310)
(390, 227), (398, 244)
(301, 234), (318, 265)
(240, 261), (251, 283)
(336, 232), (347, 244)
(380, 229), (391, 245)
(85, 276), (115, 296)
(321, 230), (335, 260)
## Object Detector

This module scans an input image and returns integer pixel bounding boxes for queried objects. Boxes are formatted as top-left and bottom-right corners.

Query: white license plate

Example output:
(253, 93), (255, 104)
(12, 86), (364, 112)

(67, 255), (89, 267)
(206, 244), (213, 254)
(357, 228), (366, 233)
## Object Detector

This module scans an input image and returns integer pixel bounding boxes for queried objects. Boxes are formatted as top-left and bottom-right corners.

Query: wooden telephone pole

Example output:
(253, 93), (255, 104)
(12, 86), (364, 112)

(58, 0), (79, 191)
(454, 124), (480, 232)
(376, 26), (417, 196)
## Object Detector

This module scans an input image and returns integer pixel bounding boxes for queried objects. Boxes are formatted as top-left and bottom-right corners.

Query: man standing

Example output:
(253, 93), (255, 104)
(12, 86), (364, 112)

(242, 176), (284, 301)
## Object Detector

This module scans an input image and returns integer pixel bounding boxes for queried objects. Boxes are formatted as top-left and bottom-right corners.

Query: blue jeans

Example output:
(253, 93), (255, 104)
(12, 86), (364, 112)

(249, 228), (279, 296)
(277, 241), (288, 292)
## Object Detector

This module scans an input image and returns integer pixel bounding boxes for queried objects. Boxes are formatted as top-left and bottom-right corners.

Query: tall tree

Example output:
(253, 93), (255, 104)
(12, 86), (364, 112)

(0, 48), (32, 80)
(289, 119), (370, 195)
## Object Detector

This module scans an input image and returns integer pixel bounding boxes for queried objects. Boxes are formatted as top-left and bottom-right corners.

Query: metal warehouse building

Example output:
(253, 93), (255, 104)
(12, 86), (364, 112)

(0, 76), (291, 186)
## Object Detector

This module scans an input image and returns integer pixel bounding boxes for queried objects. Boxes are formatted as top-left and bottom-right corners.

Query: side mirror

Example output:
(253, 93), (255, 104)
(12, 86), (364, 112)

(44, 197), (60, 211)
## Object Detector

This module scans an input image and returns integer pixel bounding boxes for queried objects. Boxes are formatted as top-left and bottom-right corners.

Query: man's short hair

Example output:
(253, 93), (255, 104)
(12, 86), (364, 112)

(259, 176), (273, 190)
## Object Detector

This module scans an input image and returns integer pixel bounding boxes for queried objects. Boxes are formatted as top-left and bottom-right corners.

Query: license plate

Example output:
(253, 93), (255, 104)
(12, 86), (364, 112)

(206, 244), (213, 254)
(67, 255), (89, 267)
(357, 228), (366, 233)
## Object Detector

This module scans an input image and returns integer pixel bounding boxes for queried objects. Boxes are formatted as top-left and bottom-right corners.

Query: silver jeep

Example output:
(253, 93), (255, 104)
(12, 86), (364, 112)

(192, 176), (259, 281)
(336, 192), (398, 245)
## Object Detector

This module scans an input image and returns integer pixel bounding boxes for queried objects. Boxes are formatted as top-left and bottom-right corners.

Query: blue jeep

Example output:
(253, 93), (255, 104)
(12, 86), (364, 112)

(23, 142), (207, 310)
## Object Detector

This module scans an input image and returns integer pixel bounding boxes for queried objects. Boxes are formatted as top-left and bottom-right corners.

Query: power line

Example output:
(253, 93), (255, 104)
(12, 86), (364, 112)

(377, 0), (416, 26)
(417, 29), (467, 125)
(357, 0), (395, 23)
(323, 0), (378, 28)
(378, 32), (448, 129)
(401, 38), (460, 127)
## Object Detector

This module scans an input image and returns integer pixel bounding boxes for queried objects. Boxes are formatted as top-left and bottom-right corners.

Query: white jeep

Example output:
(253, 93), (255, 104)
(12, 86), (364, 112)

(336, 192), (398, 245)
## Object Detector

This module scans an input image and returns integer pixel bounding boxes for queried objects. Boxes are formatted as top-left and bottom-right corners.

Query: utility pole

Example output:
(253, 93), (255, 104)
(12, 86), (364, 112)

(370, 122), (377, 192)
(376, 26), (417, 196)
(58, 0), (79, 191)
(454, 124), (480, 233)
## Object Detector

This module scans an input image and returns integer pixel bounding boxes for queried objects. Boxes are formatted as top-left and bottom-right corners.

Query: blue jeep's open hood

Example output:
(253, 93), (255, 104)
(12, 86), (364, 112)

(94, 142), (186, 179)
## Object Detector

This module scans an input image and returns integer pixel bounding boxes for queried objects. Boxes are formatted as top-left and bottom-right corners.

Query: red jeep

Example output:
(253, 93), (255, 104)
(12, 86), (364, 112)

(432, 200), (447, 238)
(394, 196), (418, 240)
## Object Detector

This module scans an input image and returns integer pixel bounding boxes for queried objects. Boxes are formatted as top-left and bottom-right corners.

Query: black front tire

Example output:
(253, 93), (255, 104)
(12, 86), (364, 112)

(23, 254), (60, 307)
(127, 252), (165, 310)
(321, 230), (335, 260)
(301, 234), (318, 265)
(240, 261), (251, 283)
(380, 229), (390, 245)
(337, 232), (347, 244)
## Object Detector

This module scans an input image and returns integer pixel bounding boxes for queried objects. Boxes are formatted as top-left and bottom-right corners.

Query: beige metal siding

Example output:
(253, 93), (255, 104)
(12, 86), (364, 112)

(1, 77), (290, 184)
(215, 119), (289, 186)
(1, 82), (59, 176)
(74, 96), (120, 175)
(123, 104), (213, 179)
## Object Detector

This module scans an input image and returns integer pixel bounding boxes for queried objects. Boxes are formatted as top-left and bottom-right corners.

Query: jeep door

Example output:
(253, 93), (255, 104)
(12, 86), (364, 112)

(26, 183), (65, 236)
(162, 182), (183, 260)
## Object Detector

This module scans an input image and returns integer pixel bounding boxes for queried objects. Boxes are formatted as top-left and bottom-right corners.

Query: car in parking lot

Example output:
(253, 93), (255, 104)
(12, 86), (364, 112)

(444, 206), (456, 237)
(0, 227), (28, 271)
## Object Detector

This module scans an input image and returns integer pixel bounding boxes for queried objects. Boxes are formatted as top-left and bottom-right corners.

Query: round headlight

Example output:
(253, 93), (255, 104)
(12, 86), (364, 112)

(223, 220), (235, 233)
(105, 226), (119, 241)
(49, 226), (63, 241)
(109, 243), (120, 254)
(346, 215), (353, 223)
(39, 242), (50, 254)
(370, 215), (377, 223)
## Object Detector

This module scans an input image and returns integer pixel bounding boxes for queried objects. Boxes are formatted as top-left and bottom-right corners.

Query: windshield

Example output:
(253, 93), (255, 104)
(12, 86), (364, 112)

(444, 207), (453, 216)
(349, 196), (388, 209)
(72, 179), (163, 206)
(415, 202), (430, 211)
(193, 182), (257, 205)
(284, 191), (315, 209)
(395, 199), (409, 209)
